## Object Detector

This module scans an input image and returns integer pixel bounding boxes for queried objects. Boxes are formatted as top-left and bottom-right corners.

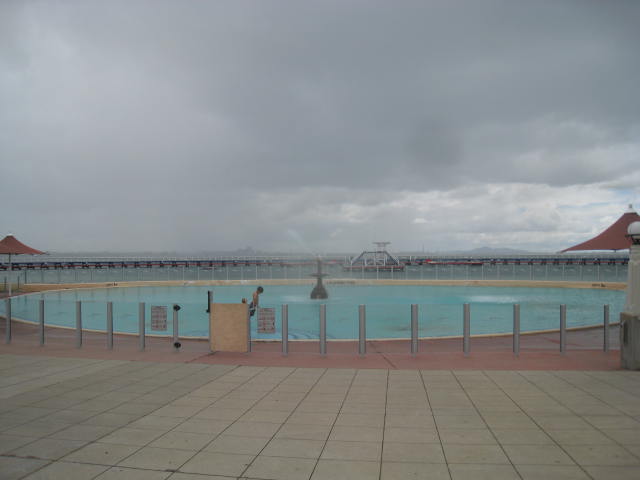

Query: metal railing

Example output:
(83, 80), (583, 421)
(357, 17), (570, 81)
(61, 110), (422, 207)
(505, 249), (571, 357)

(2, 297), (616, 356)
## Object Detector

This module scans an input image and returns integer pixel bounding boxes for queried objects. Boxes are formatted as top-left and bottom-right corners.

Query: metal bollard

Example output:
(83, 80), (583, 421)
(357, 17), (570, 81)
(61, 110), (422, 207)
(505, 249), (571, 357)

(107, 302), (113, 350)
(463, 303), (470, 356)
(5, 298), (11, 344)
(359, 305), (366, 355)
(603, 304), (610, 353)
(206, 290), (212, 313)
(320, 304), (327, 355)
(411, 304), (418, 355)
(173, 304), (181, 352)
(513, 304), (520, 357)
(282, 304), (288, 355)
(39, 299), (45, 346)
(560, 304), (566, 354)
(76, 301), (82, 348)
(139, 302), (145, 351)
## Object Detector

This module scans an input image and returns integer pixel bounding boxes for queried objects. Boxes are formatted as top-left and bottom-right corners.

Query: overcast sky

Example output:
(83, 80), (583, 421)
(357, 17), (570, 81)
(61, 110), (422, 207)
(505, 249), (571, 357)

(1, 0), (639, 254)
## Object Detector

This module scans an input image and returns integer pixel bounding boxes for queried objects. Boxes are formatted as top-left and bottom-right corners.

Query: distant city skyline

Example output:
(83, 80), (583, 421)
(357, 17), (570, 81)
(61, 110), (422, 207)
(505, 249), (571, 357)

(2, 1), (639, 254)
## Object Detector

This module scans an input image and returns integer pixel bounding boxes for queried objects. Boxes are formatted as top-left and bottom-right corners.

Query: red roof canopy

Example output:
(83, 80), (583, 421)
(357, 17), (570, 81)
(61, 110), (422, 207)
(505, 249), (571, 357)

(562, 207), (640, 252)
(0, 235), (45, 255)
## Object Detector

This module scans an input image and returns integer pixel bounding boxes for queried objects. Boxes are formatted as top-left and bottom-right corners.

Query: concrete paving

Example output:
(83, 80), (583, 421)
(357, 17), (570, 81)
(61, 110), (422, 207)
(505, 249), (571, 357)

(2, 353), (640, 479)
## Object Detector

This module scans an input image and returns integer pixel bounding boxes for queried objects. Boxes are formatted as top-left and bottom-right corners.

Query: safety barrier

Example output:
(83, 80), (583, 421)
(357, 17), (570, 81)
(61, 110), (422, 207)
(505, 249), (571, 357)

(2, 297), (614, 356)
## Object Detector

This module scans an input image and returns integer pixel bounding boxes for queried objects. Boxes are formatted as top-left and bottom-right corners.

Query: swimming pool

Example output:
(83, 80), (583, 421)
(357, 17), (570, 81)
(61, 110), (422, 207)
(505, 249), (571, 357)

(4, 284), (624, 340)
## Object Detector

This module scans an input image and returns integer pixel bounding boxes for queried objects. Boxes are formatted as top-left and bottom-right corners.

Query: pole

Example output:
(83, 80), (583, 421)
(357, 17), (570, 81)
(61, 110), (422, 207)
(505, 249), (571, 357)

(139, 302), (145, 351)
(603, 304), (610, 352)
(513, 304), (520, 357)
(463, 303), (470, 356)
(560, 304), (566, 354)
(320, 304), (327, 355)
(173, 305), (180, 353)
(282, 304), (288, 355)
(359, 305), (366, 355)
(76, 301), (82, 348)
(107, 302), (113, 350)
(7, 253), (12, 297)
(4, 298), (11, 344)
(39, 299), (45, 345)
(411, 304), (418, 354)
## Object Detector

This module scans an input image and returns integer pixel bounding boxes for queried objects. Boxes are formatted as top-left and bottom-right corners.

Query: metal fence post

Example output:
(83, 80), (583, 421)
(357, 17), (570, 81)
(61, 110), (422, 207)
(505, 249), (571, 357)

(76, 301), (82, 348)
(359, 305), (366, 355)
(39, 299), (45, 346)
(173, 305), (180, 352)
(463, 303), (470, 356)
(603, 304), (610, 352)
(560, 304), (567, 354)
(5, 298), (11, 344)
(107, 302), (113, 350)
(320, 304), (327, 355)
(513, 304), (520, 357)
(411, 304), (418, 354)
(139, 302), (145, 351)
(282, 304), (288, 355)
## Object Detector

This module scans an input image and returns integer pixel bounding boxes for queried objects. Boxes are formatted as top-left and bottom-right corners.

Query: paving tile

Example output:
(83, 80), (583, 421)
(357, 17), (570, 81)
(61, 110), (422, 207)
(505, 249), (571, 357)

(0, 456), (50, 480)
(0, 433), (39, 454)
(503, 444), (575, 465)
(546, 428), (616, 445)
(149, 431), (215, 451)
(21, 460), (108, 479)
(584, 415), (640, 430)
(4, 421), (72, 438)
(48, 424), (115, 442)
(329, 425), (383, 442)
(562, 445), (640, 466)
(262, 438), (325, 458)
(94, 466), (171, 480)
(179, 451), (254, 476)
(583, 465), (640, 480)
(384, 426), (439, 443)
(516, 464), (591, 479)
(435, 415), (486, 429)
(443, 444), (510, 464)
(128, 415), (184, 430)
(117, 446), (195, 471)
(448, 463), (520, 480)
(490, 428), (552, 445)
(439, 429), (496, 445)
(167, 473), (231, 480)
(62, 442), (140, 465)
(275, 423), (332, 441)
(382, 442), (445, 463)
(287, 412), (338, 426)
(321, 440), (382, 461)
(244, 455), (317, 480)
(224, 421), (281, 438)
(311, 459), (380, 480)
(203, 434), (270, 455)
(380, 462), (450, 479)
(99, 427), (165, 446)
(335, 413), (384, 428)
(10, 438), (88, 460)
(172, 418), (231, 435)
(81, 412), (139, 428)
(600, 428), (640, 444)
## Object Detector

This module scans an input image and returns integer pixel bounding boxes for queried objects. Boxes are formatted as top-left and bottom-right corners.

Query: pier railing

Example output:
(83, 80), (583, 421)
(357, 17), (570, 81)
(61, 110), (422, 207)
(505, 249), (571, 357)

(0, 254), (630, 289)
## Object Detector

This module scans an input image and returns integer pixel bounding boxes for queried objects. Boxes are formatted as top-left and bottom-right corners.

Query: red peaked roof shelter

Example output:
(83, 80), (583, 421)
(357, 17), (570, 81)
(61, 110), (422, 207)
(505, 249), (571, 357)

(0, 234), (45, 297)
(0, 234), (45, 255)
(562, 205), (640, 252)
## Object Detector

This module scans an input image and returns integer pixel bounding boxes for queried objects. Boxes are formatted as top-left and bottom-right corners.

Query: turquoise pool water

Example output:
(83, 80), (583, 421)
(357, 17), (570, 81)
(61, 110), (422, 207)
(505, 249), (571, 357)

(4, 284), (624, 340)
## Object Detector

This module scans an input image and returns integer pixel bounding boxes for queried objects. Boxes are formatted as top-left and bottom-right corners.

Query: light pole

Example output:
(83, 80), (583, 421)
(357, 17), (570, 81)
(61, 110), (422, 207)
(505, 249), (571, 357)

(620, 221), (640, 369)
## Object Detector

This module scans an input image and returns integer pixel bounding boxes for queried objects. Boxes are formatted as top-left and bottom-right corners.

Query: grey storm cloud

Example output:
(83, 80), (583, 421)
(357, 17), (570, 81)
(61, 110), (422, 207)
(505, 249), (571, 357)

(1, 0), (639, 253)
